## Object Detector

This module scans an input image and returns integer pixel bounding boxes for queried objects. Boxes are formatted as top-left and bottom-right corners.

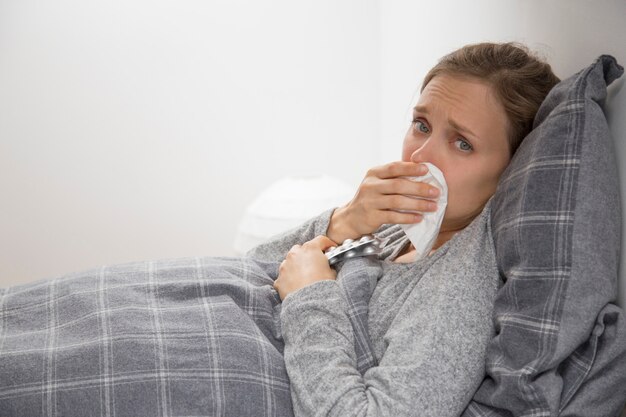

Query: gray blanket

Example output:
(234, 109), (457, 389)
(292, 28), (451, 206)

(0, 255), (380, 417)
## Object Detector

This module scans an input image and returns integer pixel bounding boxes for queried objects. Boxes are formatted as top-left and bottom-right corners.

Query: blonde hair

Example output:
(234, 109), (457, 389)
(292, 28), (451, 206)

(422, 42), (560, 155)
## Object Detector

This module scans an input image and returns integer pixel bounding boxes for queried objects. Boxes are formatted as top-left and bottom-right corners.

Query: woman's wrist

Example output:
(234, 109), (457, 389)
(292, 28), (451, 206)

(326, 206), (359, 244)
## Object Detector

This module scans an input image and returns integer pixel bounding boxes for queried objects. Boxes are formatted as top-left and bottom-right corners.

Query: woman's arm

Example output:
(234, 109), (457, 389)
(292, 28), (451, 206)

(244, 161), (439, 264)
(244, 208), (336, 262)
(280, 260), (498, 417)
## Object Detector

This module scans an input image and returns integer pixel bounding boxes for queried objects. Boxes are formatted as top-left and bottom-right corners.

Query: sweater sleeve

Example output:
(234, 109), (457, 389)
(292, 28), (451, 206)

(280, 265), (498, 417)
(244, 208), (336, 263)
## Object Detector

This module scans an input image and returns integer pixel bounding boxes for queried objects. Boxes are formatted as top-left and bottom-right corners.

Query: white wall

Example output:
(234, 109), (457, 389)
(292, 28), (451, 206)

(379, 0), (626, 306)
(0, 0), (380, 286)
(2, 0), (626, 296)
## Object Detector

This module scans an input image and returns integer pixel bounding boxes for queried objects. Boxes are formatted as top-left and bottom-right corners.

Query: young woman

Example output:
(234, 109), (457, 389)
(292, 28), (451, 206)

(0, 42), (559, 417)
(266, 42), (560, 416)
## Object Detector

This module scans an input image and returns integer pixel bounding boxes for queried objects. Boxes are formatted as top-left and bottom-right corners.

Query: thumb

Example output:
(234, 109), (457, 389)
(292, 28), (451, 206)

(308, 235), (338, 251)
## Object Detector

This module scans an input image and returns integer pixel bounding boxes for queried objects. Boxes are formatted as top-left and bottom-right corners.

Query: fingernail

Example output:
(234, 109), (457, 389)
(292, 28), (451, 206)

(419, 164), (428, 174)
(429, 187), (439, 197)
(428, 202), (437, 211)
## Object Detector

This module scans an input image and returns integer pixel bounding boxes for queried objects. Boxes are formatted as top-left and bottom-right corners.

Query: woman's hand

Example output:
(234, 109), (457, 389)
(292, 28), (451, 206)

(274, 235), (338, 301)
(327, 162), (440, 243)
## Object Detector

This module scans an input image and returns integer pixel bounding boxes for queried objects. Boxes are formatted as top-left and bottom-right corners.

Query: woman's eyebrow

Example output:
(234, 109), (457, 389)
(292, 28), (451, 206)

(413, 105), (429, 114)
(449, 119), (478, 139)
(413, 105), (478, 139)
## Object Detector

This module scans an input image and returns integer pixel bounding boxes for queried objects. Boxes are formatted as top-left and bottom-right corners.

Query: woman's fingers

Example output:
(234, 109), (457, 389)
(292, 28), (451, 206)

(360, 182), (437, 211)
(303, 235), (338, 251)
(375, 177), (440, 199)
(327, 161), (441, 240)
(380, 209), (424, 225)
(365, 164), (440, 199)
(378, 194), (438, 213)
(368, 161), (427, 179)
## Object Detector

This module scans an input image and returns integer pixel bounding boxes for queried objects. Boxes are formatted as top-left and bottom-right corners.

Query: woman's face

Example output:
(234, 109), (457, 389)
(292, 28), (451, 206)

(402, 74), (511, 232)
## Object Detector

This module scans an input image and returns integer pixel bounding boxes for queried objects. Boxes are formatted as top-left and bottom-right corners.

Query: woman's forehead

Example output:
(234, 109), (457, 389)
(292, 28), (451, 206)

(419, 75), (497, 110)
(417, 76), (509, 135)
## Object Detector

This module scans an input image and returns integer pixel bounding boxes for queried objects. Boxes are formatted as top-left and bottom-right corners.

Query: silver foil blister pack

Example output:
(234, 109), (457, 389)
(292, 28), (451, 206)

(324, 235), (390, 266)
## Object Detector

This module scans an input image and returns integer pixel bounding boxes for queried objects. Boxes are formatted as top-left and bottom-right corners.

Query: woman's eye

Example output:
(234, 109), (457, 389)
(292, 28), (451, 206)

(455, 138), (473, 152)
(413, 120), (430, 134)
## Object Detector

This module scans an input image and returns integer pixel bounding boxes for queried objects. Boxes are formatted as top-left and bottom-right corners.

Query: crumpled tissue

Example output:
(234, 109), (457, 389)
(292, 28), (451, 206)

(400, 162), (448, 260)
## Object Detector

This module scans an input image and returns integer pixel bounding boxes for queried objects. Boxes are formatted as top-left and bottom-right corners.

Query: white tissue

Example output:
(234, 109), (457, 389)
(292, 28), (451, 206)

(399, 162), (448, 260)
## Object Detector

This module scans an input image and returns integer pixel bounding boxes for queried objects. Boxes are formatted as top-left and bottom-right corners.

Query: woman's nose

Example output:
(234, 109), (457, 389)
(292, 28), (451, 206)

(410, 137), (437, 165)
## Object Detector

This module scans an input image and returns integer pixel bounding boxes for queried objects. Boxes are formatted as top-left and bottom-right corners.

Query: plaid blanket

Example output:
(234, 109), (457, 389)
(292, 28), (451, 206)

(0, 255), (381, 417)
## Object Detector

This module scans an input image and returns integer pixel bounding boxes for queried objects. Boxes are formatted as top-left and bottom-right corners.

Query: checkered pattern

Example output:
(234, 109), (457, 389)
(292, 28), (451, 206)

(464, 56), (626, 416)
(0, 249), (385, 417)
(0, 256), (293, 417)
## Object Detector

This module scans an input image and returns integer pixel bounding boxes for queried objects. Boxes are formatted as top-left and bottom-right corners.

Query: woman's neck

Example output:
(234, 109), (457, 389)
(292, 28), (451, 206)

(430, 228), (459, 251)
(395, 227), (463, 263)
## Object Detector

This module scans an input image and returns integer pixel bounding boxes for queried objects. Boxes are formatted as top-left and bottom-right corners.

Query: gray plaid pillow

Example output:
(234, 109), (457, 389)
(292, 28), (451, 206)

(464, 56), (626, 416)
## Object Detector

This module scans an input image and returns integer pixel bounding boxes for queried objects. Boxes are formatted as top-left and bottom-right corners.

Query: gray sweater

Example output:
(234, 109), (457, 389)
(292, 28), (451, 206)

(246, 202), (500, 417)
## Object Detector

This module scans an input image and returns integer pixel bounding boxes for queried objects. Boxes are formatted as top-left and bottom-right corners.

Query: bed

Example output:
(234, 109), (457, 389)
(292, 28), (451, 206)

(0, 56), (625, 417)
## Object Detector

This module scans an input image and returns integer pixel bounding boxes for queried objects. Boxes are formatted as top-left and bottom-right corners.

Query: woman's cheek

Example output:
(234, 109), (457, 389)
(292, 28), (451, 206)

(441, 177), (468, 222)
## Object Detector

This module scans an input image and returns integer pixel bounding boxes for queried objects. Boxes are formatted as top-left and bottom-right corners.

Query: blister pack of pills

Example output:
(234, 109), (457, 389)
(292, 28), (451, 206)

(324, 235), (390, 266)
